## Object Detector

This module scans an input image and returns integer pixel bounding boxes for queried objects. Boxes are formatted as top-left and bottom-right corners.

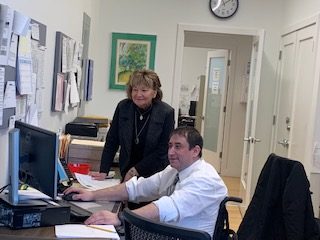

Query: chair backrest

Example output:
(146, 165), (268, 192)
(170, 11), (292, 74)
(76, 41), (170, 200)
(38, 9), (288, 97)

(122, 208), (211, 240)
(237, 153), (320, 240)
(213, 196), (242, 240)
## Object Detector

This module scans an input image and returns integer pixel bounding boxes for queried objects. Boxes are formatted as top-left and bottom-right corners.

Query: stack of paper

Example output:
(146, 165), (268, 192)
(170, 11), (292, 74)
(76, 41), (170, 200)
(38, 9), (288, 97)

(55, 224), (120, 239)
(75, 173), (120, 190)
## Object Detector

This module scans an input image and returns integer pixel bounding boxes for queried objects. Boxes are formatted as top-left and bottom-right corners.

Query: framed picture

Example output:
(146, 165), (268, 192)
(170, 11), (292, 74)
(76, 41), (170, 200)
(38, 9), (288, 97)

(109, 32), (157, 90)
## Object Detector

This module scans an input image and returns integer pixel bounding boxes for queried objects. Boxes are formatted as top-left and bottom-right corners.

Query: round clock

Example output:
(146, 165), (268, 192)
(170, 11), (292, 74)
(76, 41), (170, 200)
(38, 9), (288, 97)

(210, 0), (239, 19)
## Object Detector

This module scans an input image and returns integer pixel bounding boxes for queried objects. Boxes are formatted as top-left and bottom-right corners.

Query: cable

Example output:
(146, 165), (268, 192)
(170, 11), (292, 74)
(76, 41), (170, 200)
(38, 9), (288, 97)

(0, 184), (10, 193)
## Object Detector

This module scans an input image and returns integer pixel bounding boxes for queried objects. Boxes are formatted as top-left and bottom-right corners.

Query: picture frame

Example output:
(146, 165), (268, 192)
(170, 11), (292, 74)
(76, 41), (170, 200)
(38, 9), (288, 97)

(109, 32), (157, 90)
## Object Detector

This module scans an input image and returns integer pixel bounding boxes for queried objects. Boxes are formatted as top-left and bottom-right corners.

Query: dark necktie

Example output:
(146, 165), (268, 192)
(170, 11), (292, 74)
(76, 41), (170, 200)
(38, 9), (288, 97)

(167, 173), (179, 195)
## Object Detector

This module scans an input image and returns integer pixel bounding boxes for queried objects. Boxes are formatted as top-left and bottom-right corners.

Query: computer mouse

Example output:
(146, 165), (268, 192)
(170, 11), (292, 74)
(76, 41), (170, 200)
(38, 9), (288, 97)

(62, 192), (82, 201)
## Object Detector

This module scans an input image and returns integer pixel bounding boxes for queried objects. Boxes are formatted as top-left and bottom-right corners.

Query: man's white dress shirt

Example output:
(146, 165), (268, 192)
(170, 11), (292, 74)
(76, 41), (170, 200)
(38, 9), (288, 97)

(125, 158), (227, 236)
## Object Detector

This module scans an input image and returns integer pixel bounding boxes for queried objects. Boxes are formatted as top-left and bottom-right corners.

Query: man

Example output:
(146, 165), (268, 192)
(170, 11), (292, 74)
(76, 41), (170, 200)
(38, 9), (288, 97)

(64, 126), (227, 236)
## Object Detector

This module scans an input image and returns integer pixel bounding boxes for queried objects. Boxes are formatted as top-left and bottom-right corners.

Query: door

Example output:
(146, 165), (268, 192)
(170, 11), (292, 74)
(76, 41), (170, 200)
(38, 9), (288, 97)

(201, 50), (229, 172)
(272, 24), (316, 165)
(240, 33), (265, 209)
(273, 32), (297, 156)
(288, 24), (316, 163)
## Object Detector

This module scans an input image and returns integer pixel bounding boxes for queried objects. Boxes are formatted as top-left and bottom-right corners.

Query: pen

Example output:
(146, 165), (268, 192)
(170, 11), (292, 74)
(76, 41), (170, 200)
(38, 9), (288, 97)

(86, 225), (117, 234)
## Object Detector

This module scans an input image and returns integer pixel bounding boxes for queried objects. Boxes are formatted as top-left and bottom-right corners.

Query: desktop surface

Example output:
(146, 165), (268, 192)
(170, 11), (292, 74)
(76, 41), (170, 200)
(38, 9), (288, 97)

(0, 200), (122, 239)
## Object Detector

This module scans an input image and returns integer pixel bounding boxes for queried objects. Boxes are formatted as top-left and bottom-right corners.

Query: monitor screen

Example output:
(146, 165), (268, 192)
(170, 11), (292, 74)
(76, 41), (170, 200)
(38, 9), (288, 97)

(15, 121), (58, 200)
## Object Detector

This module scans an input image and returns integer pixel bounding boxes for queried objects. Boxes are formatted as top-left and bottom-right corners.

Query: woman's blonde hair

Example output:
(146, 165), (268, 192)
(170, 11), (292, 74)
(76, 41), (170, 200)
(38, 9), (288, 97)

(126, 69), (163, 101)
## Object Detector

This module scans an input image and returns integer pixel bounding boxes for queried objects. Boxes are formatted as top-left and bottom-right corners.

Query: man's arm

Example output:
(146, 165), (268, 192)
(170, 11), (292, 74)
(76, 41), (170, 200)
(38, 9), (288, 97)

(64, 182), (129, 202)
(85, 202), (160, 226)
(93, 182), (129, 201)
(132, 203), (160, 221)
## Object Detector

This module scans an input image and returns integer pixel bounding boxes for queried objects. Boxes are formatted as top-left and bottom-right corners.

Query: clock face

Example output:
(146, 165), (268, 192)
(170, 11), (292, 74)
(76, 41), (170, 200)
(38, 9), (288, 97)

(210, 0), (239, 19)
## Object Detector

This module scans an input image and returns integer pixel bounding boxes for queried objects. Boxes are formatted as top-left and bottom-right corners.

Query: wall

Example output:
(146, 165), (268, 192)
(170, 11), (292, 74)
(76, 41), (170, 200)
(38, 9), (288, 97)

(180, 47), (209, 115)
(282, 0), (320, 27)
(0, 0), (101, 187)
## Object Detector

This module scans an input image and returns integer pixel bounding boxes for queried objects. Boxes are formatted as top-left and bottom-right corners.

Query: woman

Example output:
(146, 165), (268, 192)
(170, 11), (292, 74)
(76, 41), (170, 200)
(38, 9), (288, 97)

(90, 69), (175, 182)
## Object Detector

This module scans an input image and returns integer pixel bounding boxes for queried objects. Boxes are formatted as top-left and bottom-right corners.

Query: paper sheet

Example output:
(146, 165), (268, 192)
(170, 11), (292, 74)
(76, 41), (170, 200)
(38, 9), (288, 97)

(3, 81), (16, 108)
(55, 224), (119, 239)
(18, 187), (51, 201)
(12, 10), (30, 36)
(0, 67), (4, 126)
(0, 5), (14, 65)
(75, 173), (120, 190)
(8, 33), (18, 67)
(16, 30), (33, 95)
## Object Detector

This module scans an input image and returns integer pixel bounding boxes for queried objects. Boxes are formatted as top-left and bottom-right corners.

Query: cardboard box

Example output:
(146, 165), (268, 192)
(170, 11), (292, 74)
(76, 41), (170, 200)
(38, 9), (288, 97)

(67, 139), (105, 171)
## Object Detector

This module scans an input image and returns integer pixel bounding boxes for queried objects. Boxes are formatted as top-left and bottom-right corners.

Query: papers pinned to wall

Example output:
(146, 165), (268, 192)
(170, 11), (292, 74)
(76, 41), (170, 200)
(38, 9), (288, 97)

(0, 3), (47, 128)
(52, 32), (83, 112)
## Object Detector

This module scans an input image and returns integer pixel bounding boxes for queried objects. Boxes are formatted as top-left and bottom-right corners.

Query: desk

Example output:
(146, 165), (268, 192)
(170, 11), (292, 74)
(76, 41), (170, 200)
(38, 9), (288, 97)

(0, 201), (122, 239)
(0, 226), (122, 239)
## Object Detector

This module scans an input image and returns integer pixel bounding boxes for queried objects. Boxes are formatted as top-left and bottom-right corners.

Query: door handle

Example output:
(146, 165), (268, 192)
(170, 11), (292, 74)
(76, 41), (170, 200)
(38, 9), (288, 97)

(252, 138), (261, 143)
(243, 137), (261, 143)
(277, 139), (289, 148)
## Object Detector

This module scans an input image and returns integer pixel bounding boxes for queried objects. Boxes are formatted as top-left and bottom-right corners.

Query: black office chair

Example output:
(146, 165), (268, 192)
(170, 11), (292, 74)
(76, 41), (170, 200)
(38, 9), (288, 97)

(122, 208), (211, 240)
(237, 153), (320, 240)
(213, 196), (242, 240)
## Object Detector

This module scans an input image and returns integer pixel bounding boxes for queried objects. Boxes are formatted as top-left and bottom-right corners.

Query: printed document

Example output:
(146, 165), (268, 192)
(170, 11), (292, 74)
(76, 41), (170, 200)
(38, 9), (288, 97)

(75, 173), (120, 190)
(55, 224), (120, 239)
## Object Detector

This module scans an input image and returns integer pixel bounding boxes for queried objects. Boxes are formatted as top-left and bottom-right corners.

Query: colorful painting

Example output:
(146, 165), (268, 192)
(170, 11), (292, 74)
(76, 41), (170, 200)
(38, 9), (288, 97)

(109, 33), (157, 90)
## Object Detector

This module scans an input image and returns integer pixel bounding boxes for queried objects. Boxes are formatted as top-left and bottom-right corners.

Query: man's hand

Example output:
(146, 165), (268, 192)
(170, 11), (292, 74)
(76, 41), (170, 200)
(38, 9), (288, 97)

(63, 187), (95, 201)
(89, 171), (107, 180)
(84, 210), (121, 226)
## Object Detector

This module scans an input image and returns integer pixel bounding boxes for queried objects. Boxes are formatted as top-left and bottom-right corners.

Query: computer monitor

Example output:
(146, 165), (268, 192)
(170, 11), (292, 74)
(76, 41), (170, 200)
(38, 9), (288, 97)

(15, 121), (59, 201)
(2, 122), (59, 206)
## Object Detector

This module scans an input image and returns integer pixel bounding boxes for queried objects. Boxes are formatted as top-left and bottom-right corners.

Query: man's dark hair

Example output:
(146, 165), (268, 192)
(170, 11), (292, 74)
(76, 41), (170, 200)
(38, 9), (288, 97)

(170, 126), (203, 157)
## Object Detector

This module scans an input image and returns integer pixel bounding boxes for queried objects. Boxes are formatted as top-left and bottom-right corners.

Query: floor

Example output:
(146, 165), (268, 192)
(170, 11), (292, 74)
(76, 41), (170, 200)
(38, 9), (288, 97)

(221, 176), (242, 232)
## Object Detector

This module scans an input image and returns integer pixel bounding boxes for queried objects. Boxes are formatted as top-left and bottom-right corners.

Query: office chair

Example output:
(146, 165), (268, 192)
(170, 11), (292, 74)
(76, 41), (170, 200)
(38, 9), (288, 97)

(213, 196), (242, 240)
(237, 153), (320, 240)
(122, 208), (211, 240)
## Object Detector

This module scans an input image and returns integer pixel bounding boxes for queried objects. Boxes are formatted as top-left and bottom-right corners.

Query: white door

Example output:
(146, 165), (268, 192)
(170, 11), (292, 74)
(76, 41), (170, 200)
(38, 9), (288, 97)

(240, 33), (264, 209)
(289, 24), (316, 163)
(201, 50), (229, 172)
(273, 33), (297, 156)
(272, 24), (316, 166)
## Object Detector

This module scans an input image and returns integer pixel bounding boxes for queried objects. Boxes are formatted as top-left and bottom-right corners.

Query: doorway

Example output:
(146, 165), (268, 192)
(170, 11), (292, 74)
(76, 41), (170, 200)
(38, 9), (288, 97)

(173, 24), (265, 206)
(176, 29), (252, 178)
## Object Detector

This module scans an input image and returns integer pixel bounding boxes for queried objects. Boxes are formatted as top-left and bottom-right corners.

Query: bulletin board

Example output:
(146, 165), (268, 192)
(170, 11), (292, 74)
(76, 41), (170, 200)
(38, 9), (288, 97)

(0, 18), (47, 129)
(51, 31), (83, 112)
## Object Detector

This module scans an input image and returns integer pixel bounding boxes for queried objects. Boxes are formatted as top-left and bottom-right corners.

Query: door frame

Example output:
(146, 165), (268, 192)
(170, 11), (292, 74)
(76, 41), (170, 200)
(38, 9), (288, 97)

(172, 24), (265, 207)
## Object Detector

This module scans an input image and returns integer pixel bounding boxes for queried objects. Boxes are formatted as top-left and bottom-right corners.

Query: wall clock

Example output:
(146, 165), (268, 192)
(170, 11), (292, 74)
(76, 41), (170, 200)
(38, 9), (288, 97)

(210, 0), (239, 19)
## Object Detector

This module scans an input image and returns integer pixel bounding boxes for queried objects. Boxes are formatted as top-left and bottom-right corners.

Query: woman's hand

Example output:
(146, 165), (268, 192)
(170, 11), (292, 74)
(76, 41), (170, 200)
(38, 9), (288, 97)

(89, 171), (107, 180)
(123, 167), (139, 182)
(84, 210), (121, 226)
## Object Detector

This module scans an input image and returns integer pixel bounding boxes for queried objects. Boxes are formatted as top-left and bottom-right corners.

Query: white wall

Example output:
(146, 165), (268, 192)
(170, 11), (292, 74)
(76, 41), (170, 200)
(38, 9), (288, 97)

(0, 0), (101, 187)
(282, 0), (320, 27)
(180, 47), (209, 115)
